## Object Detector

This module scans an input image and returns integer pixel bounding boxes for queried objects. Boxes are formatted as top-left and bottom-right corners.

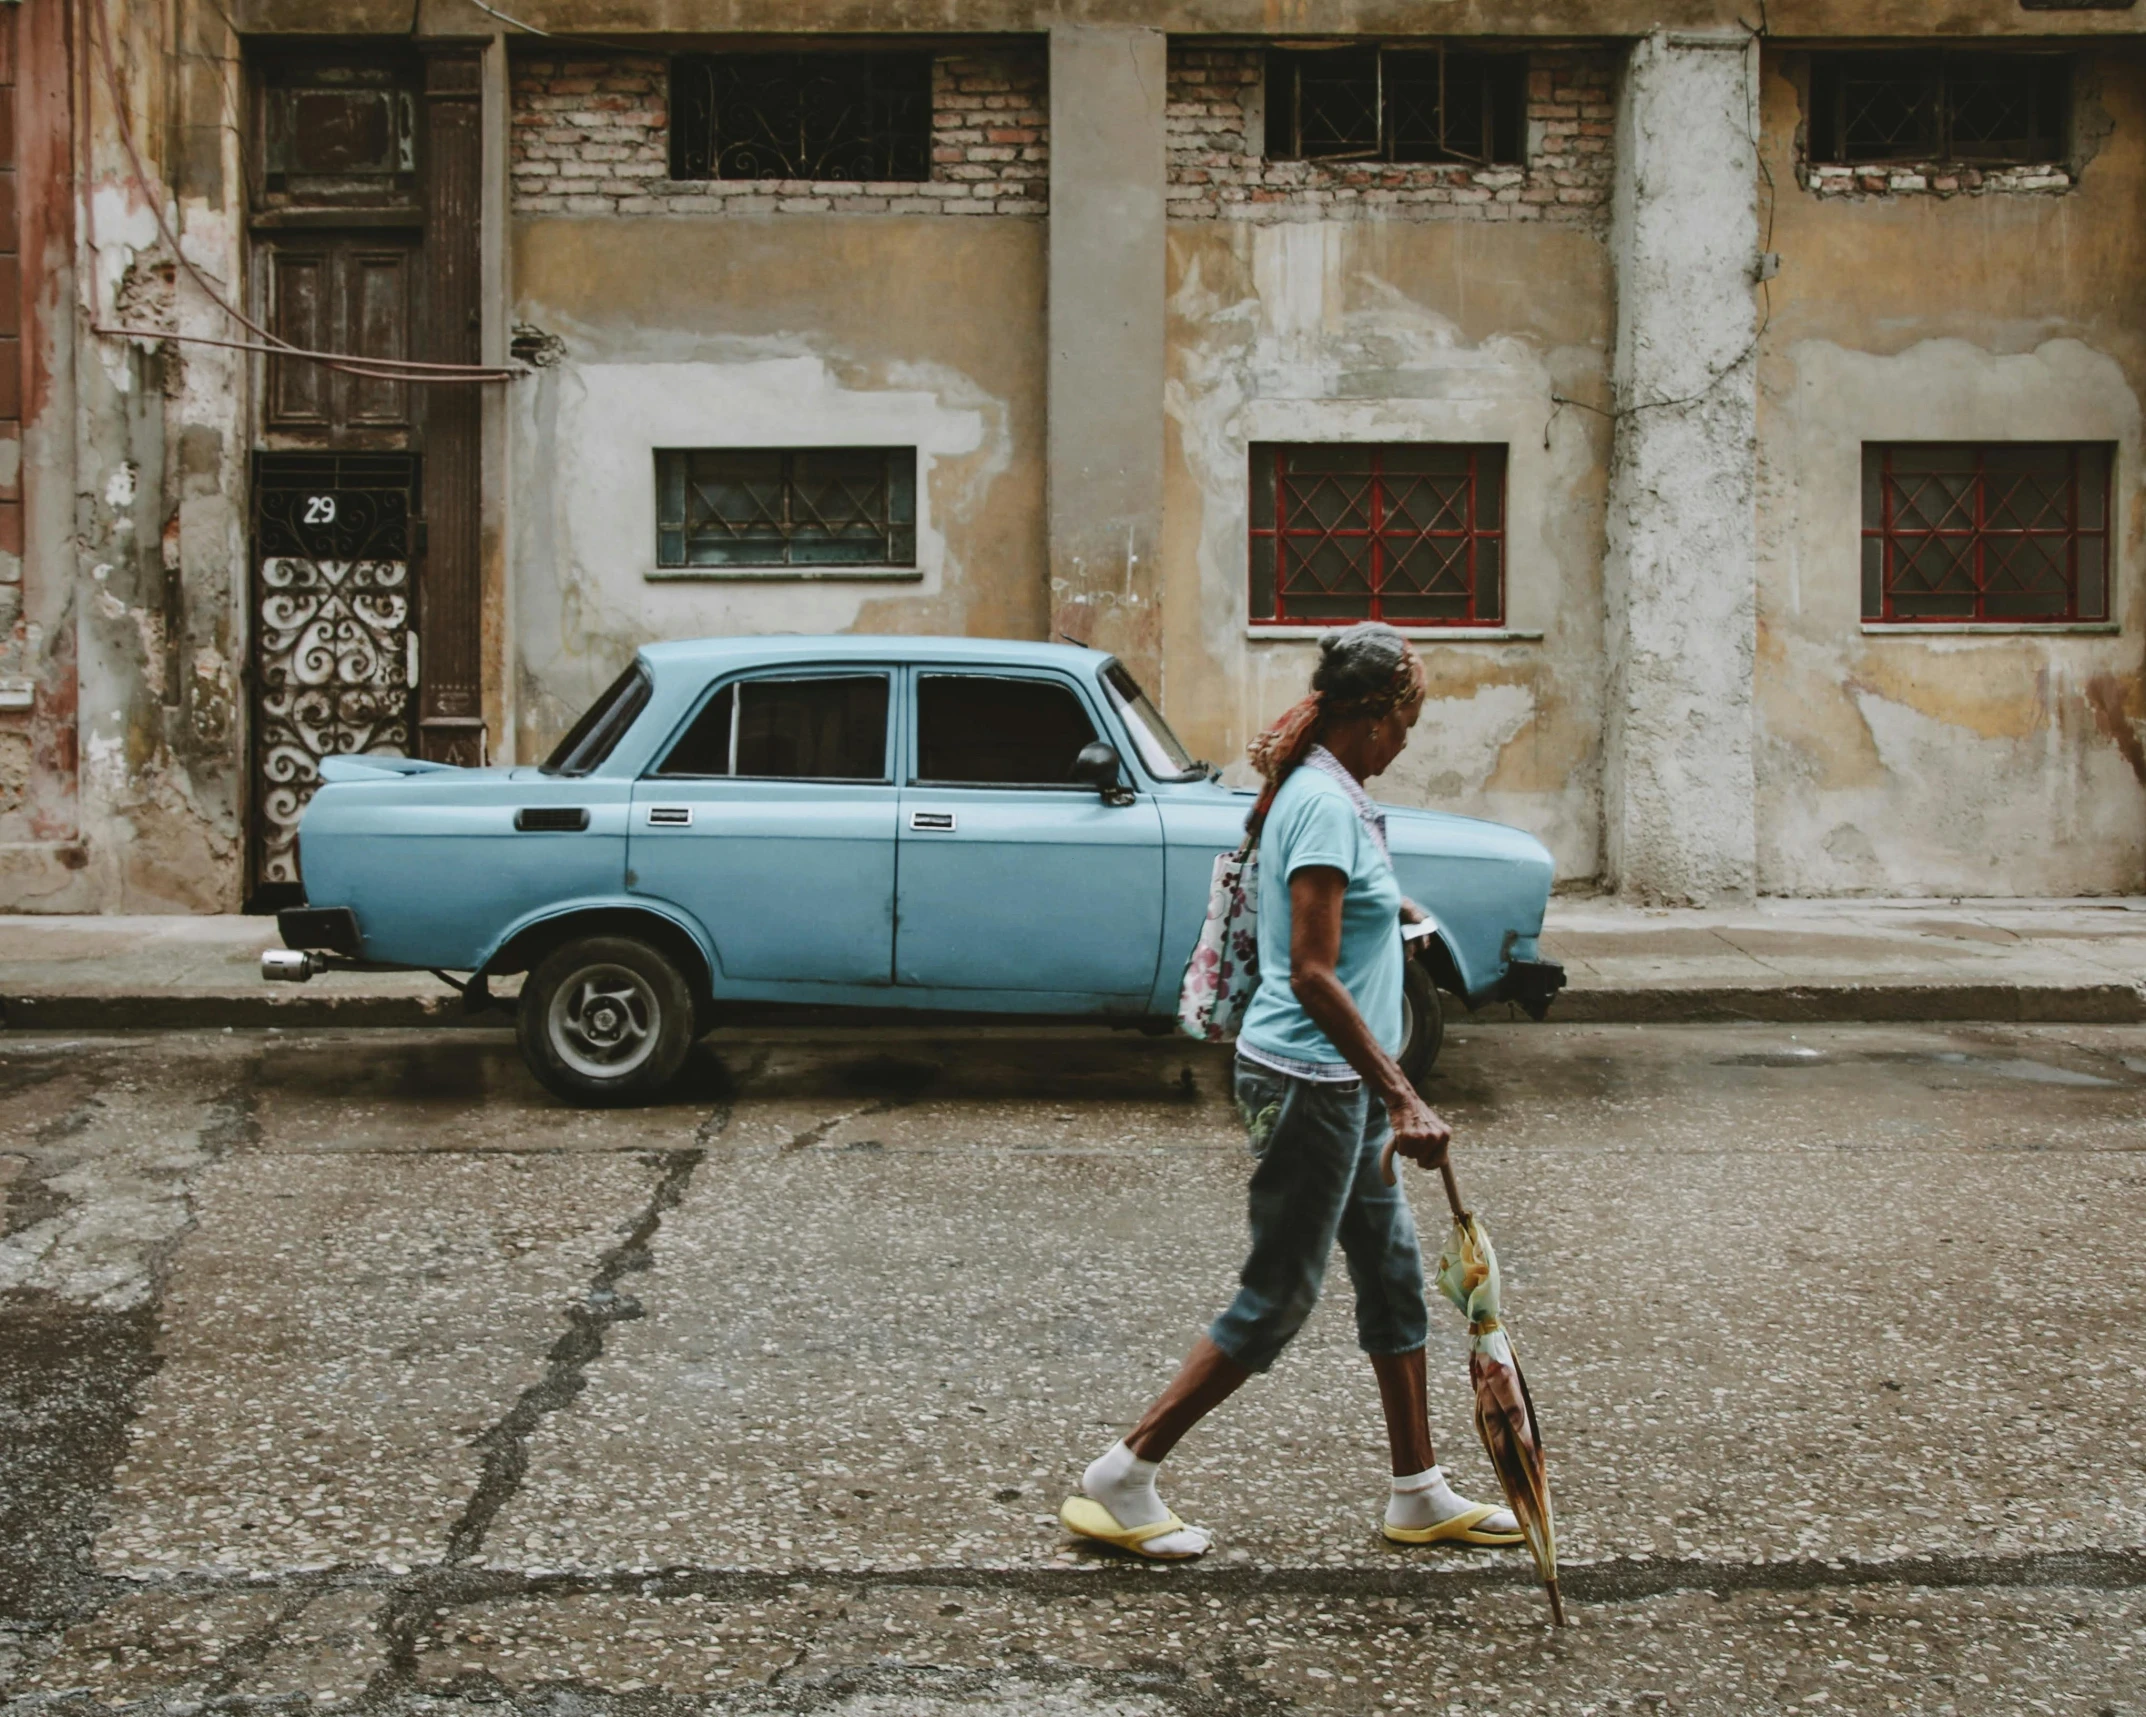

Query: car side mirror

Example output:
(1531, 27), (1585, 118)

(1071, 741), (1135, 806)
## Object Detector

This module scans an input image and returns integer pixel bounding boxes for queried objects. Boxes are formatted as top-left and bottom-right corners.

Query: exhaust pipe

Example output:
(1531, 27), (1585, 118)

(261, 949), (319, 983)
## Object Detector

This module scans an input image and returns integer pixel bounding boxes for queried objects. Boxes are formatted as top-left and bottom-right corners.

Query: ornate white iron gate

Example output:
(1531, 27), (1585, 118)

(250, 452), (421, 899)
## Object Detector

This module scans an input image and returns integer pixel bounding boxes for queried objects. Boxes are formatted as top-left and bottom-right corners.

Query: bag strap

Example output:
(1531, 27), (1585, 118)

(1237, 776), (1282, 859)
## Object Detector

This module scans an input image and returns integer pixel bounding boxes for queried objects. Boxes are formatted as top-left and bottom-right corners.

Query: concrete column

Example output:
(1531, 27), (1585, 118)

(1047, 25), (1165, 681)
(1601, 32), (1760, 904)
(479, 32), (515, 763)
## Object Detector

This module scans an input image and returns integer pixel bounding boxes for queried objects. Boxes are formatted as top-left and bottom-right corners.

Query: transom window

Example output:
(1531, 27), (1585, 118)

(1808, 53), (2071, 166)
(1264, 46), (1526, 167)
(1861, 444), (2111, 625)
(655, 448), (917, 571)
(915, 676), (1100, 787)
(656, 675), (892, 780)
(669, 53), (932, 181)
(1249, 443), (1507, 628)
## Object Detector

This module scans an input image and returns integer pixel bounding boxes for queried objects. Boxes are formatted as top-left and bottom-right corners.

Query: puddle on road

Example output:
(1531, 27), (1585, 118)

(1713, 1046), (2129, 1087)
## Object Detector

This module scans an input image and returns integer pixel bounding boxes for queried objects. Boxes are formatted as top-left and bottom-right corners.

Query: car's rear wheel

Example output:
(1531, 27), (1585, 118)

(1398, 956), (1445, 1092)
(518, 934), (696, 1106)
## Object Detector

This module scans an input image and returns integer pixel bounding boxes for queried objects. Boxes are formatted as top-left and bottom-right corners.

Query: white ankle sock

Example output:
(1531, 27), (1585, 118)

(1386, 1465), (1517, 1534)
(1083, 1440), (1168, 1528)
(1080, 1441), (1211, 1555)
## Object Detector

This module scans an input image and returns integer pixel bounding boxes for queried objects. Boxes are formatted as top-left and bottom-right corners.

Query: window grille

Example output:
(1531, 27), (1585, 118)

(1808, 53), (2071, 166)
(655, 448), (917, 570)
(669, 53), (932, 182)
(1264, 46), (1526, 166)
(1249, 444), (1506, 628)
(1861, 443), (2111, 624)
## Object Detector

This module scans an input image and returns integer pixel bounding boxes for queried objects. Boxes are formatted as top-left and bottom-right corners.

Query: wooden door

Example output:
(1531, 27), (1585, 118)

(262, 235), (417, 443)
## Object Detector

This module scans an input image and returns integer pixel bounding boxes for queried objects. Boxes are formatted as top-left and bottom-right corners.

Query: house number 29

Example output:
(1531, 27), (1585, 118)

(303, 495), (338, 525)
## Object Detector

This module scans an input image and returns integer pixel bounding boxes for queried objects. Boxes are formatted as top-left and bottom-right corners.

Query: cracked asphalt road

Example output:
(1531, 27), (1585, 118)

(2, 1021), (2144, 1717)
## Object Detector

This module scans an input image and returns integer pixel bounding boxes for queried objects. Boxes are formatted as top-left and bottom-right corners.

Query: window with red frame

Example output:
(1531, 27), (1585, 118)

(1862, 443), (2111, 624)
(1249, 443), (1506, 628)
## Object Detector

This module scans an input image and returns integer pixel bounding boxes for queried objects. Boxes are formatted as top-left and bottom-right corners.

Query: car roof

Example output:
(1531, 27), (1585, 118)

(636, 635), (1110, 676)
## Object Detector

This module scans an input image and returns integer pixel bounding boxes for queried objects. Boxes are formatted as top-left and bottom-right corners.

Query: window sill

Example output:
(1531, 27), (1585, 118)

(1860, 621), (2119, 636)
(1246, 625), (1544, 642)
(646, 567), (924, 584)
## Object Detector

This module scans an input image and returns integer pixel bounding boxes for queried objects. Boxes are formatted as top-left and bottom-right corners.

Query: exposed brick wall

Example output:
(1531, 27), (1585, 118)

(511, 48), (1047, 216)
(1801, 162), (2074, 199)
(1166, 46), (1616, 226)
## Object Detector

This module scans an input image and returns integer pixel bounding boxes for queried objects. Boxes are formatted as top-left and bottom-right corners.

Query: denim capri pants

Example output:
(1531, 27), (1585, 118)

(1207, 1057), (1432, 1373)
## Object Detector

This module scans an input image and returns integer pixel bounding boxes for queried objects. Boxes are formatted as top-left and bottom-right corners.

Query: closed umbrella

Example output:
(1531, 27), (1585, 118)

(1420, 1155), (1564, 1626)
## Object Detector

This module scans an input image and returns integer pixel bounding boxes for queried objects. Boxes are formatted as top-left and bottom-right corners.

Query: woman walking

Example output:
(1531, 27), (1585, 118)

(1061, 622), (1521, 1559)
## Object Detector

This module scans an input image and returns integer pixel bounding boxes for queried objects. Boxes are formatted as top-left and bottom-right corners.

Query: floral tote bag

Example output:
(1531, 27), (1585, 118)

(1177, 780), (1281, 1043)
(1176, 837), (1261, 1042)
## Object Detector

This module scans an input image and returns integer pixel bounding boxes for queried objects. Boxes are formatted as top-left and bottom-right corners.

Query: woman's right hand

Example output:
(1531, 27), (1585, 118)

(1378, 1087), (1452, 1185)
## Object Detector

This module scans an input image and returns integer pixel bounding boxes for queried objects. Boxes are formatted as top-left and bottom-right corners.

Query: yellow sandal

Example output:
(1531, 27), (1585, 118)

(1059, 1495), (1211, 1560)
(1382, 1503), (1523, 1547)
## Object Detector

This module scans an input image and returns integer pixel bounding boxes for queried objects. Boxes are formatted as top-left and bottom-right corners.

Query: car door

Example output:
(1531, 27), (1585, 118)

(628, 668), (897, 987)
(894, 669), (1164, 997)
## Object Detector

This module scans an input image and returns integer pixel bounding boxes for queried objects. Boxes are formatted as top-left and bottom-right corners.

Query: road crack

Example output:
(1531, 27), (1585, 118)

(440, 1099), (731, 1569)
(782, 1096), (908, 1153)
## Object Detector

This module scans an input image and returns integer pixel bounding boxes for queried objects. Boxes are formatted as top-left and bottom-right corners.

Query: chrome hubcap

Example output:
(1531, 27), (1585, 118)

(548, 963), (660, 1079)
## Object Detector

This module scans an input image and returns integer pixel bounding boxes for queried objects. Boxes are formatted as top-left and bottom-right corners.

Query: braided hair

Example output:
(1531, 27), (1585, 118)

(1246, 622), (1428, 786)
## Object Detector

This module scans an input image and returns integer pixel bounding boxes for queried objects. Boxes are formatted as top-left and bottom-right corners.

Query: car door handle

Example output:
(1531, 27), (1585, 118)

(909, 810), (956, 832)
(515, 807), (589, 832)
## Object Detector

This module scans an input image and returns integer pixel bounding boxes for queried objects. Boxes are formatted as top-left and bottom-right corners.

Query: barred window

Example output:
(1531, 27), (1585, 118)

(655, 449), (917, 570)
(669, 53), (932, 181)
(1249, 444), (1506, 628)
(1265, 46), (1526, 167)
(1808, 53), (2071, 166)
(1862, 444), (2111, 625)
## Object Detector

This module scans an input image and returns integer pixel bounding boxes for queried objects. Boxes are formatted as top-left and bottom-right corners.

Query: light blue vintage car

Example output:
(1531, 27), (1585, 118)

(265, 636), (1564, 1104)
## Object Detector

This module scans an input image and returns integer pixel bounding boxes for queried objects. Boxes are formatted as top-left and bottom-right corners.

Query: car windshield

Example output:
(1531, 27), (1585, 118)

(1101, 661), (1202, 781)
(541, 661), (652, 776)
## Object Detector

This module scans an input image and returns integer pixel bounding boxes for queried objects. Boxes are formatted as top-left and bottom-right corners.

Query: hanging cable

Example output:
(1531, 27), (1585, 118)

(467, 0), (553, 36)
(87, 0), (520, 384)
(89, 322), (515, 375)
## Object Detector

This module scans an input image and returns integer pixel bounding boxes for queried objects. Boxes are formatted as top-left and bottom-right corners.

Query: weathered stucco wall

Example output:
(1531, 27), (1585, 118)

(1754, 47), (2146, 898)
(1160, 217), (1613, 885)
(0, 0), (85, 908)
(1601, 32), (1760, 905)
(37, 0), (250, 913)
(508, 216), (1046, 761)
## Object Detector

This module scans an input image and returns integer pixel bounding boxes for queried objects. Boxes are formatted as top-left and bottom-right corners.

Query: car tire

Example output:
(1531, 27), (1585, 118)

(518, 934), (696, 1107)
(1398, 955), (1445, 1093)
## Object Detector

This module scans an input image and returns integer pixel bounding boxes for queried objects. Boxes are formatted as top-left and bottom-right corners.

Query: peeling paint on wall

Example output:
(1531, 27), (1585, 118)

(1162, 216), (1612, 884)
(509, 216), (1047, 761)
(1756, 324), (2146, 894)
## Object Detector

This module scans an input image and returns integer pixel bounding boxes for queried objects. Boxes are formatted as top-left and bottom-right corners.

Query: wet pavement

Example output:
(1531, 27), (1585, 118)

(8, 899), (2145, 1029)
(1, 1020), (2143, 1716)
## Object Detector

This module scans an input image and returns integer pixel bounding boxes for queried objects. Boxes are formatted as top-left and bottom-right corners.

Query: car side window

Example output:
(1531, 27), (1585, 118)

(914, 675), (1099, 786)
(655, 674), (890, 780)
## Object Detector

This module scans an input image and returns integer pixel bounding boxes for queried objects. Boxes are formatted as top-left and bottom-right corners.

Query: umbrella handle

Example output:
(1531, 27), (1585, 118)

(1439, 1159), (1468, 1222)
(1377, 1141), (1471, 1223)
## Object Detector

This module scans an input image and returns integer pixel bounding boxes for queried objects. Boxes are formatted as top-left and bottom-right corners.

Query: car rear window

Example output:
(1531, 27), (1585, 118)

(542, 661), (652, 776)
(655, 674), (891, 781)
(915, 675), (1099, 786)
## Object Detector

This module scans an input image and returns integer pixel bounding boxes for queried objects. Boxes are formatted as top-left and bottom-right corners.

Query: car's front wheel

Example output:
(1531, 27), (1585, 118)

(518, 934), (696, 1106)
(1398, 956), (1445, 1092)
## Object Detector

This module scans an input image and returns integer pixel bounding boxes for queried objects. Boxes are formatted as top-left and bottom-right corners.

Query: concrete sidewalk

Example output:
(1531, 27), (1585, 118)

(2, 897), (2143, 1030)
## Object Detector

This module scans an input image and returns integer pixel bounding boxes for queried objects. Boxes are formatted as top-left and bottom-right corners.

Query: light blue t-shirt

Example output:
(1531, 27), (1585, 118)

(1236, 763), (1404, 1073)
